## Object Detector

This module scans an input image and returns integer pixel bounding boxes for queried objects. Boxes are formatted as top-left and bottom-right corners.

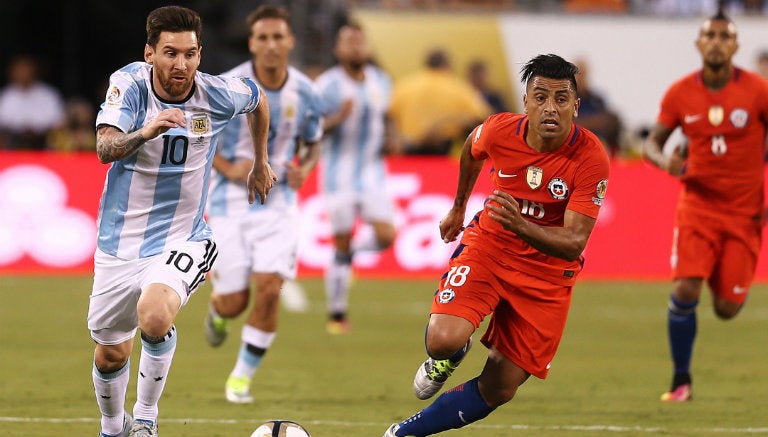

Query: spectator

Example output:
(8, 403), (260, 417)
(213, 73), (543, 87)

(574, 57), (624, 157)
(0, 54), (65, 150)
(47, 97), (97, 152)
(466, 58), (509, 114)
(389, 48), (491, 155)
(645, 0), (717, 16)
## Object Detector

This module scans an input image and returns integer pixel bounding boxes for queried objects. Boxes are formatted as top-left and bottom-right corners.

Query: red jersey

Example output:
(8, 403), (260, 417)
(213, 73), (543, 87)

(657, 67), (768, 220)
(461, 113), (610, 285)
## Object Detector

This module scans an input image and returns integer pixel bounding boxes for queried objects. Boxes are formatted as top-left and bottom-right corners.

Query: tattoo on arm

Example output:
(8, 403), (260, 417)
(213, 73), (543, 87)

(96, 126), (147, 163)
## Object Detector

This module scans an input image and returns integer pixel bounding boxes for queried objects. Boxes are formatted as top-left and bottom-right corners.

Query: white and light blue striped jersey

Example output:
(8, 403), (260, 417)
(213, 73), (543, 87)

(95, 61), (261, 259)
(207, 63), (323, 217)
(314, 64), (391, 194)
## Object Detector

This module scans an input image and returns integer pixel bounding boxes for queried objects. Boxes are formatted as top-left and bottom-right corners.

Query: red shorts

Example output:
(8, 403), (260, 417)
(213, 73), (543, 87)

(673, 209), (762, 304)
(430, 244), (572, 379)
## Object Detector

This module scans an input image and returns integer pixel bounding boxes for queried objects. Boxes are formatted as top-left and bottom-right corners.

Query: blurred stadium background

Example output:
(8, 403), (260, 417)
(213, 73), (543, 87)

(3, 0), (768, 279)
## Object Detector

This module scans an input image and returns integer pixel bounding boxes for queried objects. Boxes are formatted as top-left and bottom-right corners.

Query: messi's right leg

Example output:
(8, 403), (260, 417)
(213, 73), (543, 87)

(89, 249), (142, 437)
(93, 341), (134, 437)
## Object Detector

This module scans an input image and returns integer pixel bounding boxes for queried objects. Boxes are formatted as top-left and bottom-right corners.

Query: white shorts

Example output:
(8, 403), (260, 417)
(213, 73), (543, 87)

(208, 206), (300, 294)
(88, 239), (217, 345)
(324, 190), (395, 234)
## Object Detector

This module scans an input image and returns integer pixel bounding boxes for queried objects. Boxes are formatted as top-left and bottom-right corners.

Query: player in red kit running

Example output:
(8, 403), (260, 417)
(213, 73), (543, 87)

(383, 53), (610, 437)
(643, 11), (768, 402)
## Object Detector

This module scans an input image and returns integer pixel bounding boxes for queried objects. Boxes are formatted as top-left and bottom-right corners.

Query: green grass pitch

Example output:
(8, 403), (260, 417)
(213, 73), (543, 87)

(1, 276), (767, 436)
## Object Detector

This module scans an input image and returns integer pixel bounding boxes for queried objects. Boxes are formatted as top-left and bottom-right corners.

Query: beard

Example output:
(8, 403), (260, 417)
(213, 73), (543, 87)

(157, 71), (193, 99)
(164, 79), (191, 99)
(704, 52), (728, 71)
(348, 59), (366, 70)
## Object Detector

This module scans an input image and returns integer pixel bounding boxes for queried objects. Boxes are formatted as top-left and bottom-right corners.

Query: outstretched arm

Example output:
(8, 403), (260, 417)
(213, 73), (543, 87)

(285, 140), (321, 190)
(212, 154), (253, 183)
(642, 122), (685, 177)
(440, 129), (485, 243)
(246, 88), (277, 205)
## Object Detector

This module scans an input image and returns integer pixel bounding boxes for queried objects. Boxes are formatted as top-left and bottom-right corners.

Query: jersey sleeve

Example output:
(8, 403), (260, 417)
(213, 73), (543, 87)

(657, 83), (682, 130)
(302, 82), (324, 143)
(567, 143), (610, 219)
(96, 70), (143, 134)
(758, 77), (768, 126)
(471, 113), (503, 160)
(228, 76), (261, 116)
(378, 68), (393, 111)
(314, 74), (342, 116)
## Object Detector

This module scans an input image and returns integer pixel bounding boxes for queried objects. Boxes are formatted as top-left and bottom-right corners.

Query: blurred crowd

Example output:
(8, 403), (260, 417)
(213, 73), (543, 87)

(351, 0), (768, 14)
(2, 0), (768, 156)
(0, 54), (95, 152)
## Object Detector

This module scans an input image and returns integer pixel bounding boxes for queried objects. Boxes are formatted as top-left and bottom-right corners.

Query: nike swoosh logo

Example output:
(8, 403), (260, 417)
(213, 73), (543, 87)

(458, 411), (468, 424)
(684, 114), (702, 124)
(498, 170), (517, 178)
(733, 285), (747, 294)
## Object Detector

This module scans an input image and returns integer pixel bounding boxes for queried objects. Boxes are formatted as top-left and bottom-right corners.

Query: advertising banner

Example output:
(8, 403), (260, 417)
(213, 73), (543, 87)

(3, 151), (766, 281)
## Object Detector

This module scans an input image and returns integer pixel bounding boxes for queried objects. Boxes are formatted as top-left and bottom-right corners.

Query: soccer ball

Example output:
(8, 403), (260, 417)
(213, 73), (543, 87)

(250, 420), (311, 437)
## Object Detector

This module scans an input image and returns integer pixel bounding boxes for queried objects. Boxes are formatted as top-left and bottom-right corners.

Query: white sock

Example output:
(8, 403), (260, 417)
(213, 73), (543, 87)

(133, 326), (177, 423)
(93, 359), (130, 435)
(231, 325), (276, 379)
(325, 254), (352, 316)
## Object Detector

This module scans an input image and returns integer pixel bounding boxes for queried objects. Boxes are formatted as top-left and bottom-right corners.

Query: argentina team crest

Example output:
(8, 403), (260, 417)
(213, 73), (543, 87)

(191, 113), (211, 135)
(284, 104), (296, 118)
(547, 178), (568, 200)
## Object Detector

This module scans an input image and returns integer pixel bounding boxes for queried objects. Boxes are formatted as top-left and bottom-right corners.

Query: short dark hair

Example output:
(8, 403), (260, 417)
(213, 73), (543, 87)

(247, 4), (291, 29)
(340, 20), (364, 33)
(426, 48), (450, 69)
(711, 9), (731, 23)
(520, 54), (579, 93)
(705, 9), (736, 31)
(146, 6), (202, 48)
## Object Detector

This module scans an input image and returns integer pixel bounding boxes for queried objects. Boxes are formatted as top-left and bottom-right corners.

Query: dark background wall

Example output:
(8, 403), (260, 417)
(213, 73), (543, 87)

(0, 0), (348, 109)
(1, 1), (181, 107)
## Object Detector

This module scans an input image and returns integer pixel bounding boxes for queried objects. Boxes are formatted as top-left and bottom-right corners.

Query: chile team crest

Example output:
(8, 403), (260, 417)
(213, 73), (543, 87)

(437, 288), (456, 304)
(547, 178), (568, 200)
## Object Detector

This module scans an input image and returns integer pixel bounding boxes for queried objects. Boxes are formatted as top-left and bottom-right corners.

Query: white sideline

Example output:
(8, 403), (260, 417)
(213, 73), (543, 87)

(1, 417), (768, 434)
